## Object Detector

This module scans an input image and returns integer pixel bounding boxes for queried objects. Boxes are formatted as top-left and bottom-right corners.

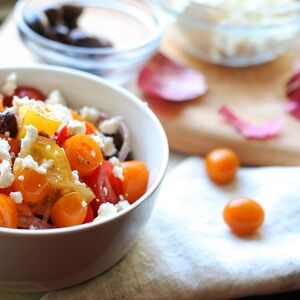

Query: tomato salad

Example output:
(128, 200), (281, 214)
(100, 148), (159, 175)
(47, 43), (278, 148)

(0, 74), (149, 229)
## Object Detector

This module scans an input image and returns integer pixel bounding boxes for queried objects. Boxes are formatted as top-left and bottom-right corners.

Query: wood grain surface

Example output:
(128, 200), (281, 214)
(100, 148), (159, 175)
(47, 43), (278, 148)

(1, 16), (300, 166)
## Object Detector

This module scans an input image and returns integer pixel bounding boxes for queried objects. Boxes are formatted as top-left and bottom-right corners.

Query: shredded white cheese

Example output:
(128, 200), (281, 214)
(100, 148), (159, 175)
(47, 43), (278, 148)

(99, 116), (122, 135)
(0, 160), (14, 188)
(95, 203), (118, 220)
(2, 73), (17, 96)
(45, 90), (67, 106)
(9, 191), (23, 204)
(67, 120), (86, 135)
(113, 165), (124, 181)
(79, 106), (102, 123)
(21, 125), (38, 151)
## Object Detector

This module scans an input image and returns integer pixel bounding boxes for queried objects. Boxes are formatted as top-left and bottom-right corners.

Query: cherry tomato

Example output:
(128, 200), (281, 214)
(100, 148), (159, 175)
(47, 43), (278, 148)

(83, 205), (94, 223)
(119, 161), (149, 204)
(0, 193), (17, 228)
(15, 86), (46, 101)
(63, 134), (103, 177)
(71, 111), (96, 134)
(205, 148), (239, 184)
(50, 192), (87, 227)
(223, 197), (265, 236)
(13, 169), (51, 204)
(55, 125), (69, 147)
(84, 162), (121, 215)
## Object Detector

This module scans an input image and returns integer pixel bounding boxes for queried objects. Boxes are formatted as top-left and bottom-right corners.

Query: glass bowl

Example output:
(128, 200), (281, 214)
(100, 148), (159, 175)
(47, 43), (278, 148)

(156, 0), (300, 66)
(15, 0), (164, 84)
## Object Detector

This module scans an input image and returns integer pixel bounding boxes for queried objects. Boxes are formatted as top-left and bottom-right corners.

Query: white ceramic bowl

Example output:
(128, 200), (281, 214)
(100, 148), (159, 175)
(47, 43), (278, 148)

(0, 66), (169, 292)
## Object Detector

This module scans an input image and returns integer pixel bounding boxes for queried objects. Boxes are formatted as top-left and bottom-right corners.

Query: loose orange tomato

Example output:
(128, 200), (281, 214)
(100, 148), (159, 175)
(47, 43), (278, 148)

(13, 169), (51, 204)
(205, 148), (239, 184)
(63, 134), (103, 177)
(119, 161), (149, 204)
(50, 192), (87, 227)
(0, 193), (17, 228)
(223, 197), (265, 236)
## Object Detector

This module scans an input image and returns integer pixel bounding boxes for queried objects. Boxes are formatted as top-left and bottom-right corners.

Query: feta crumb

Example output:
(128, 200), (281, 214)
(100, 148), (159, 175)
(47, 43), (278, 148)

(67, 120), (86, 135)
(29, 225), (38, 230)
(12, 96), (45, 114)
(113, 165), (124, 181)
(45, 145), (51, 151)
(21, 125), (38, 151)
(0, 138), (12, 163)
(45, 90), (66, 106)
(115, 200), (130, 212)
(47, 104), (72, 123)
(109, 156), (120, 165)
(89, 134), (117, 157)
(99, 116), (122, 135)
(72, 170), (80, 185)
(0, 160), (14, 188)
(18, 175), (24, 181)
(95, 203), (118, 220)
(79, 106), (102, 123)
(9, 192), (23, 204)
(14, 156), (52, 175)
(81, 201), (87, 208)
(2, 73), (17, 96)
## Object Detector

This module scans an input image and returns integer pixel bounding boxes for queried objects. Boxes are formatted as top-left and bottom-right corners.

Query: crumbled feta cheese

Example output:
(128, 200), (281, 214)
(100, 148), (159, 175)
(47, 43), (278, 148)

(109, 156), (120, 165)
(79, 106), (102, 123)
(0, 160), (14, 188)
(99, 116), (122, 135)
(89, 133), (117, 157)
(45, 145), (51, 151)
(47, 104), (72, 123)
(95, 203), (118, 220)
(12, 96), (45, 114)
(29, 225), (38, 230)
(67, 120), (86, 135)
(21, 125), (38, 151)
(113, 165), (124, 181)
(0, 138), (12, 163)
(18, 175), (24, 181)
(14, 156), (52, 175)
(45, 90), (66, 106)
(115, 200), (130, 212)
(72, 170), (80, 185)
(81, 201), (87, 208)
(9, 192), (23, 204)
(2, 73), (17, 96)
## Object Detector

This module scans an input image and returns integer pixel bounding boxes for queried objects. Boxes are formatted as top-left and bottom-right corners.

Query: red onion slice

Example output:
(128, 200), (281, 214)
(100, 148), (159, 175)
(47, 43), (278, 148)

(18, 216), (53, 230)
(138, 52), (207, 102)
(219, 105), (284, 140)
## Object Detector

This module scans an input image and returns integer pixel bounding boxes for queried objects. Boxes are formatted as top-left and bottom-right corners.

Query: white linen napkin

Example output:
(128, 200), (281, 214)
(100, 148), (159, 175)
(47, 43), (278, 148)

(40, 157), (300, 299)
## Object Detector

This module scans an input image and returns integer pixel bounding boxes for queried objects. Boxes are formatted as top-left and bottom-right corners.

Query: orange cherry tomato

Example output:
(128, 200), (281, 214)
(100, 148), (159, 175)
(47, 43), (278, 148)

(205, 148), (239, 184)
(16, 203), (34, 217)
(63, 134), (103, 177)
(223, 197), (265, 236)
(13, 169), (51, 204)
(71, 111), (96, 134)
(119, 160), (149, 204)
(0, 193), (17, 228)
(50, 192), (88, 228)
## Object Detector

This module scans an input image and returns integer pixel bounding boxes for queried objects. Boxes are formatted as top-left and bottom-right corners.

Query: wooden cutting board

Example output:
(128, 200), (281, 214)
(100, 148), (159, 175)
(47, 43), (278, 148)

(1, 16), (300, 166)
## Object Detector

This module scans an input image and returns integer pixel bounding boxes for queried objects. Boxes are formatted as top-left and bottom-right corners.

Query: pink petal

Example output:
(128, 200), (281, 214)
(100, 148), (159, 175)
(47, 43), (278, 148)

(137, 52), (207, 102)
(219, 105), (284, 140)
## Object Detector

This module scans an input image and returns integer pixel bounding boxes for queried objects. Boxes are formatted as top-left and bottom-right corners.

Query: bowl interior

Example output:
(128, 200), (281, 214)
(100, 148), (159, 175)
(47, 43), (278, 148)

(0, 66), (169, 232)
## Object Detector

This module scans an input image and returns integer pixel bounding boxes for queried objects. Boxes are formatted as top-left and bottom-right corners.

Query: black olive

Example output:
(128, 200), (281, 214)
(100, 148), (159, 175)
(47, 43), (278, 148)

(62, 4), (83, 29)
(0, 111), (18, 138)
(25, 11), (48, 36)
(49, 24), (70, 44)
(44, 7), (63, 27)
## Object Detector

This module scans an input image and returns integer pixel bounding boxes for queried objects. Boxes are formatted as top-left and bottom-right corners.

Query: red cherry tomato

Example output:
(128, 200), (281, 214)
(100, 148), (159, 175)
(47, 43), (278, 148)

(83, 205), (94, 223)
(83, 162), (122, 215)
(15, 86), (46, 101)
(55, 125), (69, 147)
